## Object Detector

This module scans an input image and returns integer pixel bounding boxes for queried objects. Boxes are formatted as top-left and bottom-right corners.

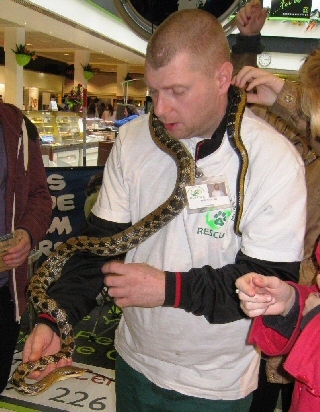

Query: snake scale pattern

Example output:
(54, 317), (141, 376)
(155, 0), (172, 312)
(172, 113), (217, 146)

(10, 86), (247, 395)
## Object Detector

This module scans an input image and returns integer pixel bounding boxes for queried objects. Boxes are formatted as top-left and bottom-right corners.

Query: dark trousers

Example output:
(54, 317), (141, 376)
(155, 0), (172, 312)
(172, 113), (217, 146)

(116, 355), (253, 412)
(0, 285), (20, 393)
(249, 358), (294, 412)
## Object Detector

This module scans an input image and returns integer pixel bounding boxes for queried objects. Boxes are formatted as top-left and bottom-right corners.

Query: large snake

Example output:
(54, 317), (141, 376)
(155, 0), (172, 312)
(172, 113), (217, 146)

(10, 86), (247, 396)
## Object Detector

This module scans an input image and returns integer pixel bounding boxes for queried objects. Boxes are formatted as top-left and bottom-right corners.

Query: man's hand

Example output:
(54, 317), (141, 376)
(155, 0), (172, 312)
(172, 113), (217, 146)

(3, 229), (31, 268)
(103, 261), (166, 308)
(235, 273), (295, 317)
(236, 0), (268, 36)
(22, 324), (69, 381)
(232, 65), (285, 105)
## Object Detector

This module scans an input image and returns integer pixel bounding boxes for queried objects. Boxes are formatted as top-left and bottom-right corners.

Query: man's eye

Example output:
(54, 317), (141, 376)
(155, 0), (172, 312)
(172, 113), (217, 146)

(173, 89), (185, 96)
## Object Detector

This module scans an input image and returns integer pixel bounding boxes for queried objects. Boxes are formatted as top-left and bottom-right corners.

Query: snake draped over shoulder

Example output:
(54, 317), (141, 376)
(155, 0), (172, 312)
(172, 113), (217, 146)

(11, 85), (247, 396)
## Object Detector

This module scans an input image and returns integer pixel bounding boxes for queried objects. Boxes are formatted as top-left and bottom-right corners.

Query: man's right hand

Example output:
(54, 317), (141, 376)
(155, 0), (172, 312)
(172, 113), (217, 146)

(22, 324), (71, 380)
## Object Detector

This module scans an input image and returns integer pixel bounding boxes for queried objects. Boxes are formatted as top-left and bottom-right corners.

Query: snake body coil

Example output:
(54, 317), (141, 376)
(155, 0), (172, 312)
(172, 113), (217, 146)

(10, 110), (195, 395)
(11, 87), (247, 395)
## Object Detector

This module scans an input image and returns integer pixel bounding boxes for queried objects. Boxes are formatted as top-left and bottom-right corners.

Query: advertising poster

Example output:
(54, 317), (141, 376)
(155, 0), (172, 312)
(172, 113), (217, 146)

(29, 87), (39, 111)
(270, 0), (312, 19)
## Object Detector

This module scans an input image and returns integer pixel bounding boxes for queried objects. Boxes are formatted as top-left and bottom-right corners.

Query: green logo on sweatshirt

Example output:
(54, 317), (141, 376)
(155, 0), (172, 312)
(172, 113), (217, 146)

(206, 208), (232, 230)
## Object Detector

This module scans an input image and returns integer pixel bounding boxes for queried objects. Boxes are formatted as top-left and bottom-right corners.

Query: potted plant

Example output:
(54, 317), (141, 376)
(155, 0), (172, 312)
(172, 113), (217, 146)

(11, 44), (37, 66)
(64, 84), (83, 112)
(81, 63), (94, 80)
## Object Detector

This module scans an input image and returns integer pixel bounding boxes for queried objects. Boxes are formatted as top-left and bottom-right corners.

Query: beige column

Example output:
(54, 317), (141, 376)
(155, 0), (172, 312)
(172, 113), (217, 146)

(4, 27), (25, 108)
(74, 50), (91, 164)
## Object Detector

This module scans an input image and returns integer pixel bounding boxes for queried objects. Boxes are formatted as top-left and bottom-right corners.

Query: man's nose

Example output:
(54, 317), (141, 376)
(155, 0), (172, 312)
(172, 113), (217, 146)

(153, 95), (170, 118)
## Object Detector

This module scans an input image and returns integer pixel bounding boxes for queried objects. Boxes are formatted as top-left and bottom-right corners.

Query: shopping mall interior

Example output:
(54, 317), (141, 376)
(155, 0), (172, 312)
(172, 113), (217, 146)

(0, 1), (319, 411)
(1, 0), (319, 168)
(1, 0), (320, 110)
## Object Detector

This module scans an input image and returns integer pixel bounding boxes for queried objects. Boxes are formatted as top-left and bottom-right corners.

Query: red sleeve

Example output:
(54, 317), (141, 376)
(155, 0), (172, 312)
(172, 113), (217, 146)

(248, 283), (314, 356)
(284, 312), (320, 395)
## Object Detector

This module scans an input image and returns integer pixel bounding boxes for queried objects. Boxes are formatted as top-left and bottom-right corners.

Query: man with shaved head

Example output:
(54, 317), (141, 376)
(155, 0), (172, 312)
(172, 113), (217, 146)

(23, 9), (306, 412)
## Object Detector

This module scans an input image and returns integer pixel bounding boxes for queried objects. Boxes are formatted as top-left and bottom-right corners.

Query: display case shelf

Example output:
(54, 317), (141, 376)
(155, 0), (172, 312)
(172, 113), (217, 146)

(24, 112), (55, 140)
(23, 111), (116, 167)
(24, 111), (82, 144)
(56, 114), (81, 143)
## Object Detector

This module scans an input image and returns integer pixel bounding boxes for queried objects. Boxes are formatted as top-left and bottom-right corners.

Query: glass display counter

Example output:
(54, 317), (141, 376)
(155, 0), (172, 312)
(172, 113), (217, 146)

(23, 111), (117, 167)
(56, 114), (81, 143)
(86, 117), (117, 141)
(24, 111), (56, 143)
(24, 111), (81, 144)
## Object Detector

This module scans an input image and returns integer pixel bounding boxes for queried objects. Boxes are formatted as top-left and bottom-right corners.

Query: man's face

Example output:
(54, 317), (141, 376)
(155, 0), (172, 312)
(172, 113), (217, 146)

(145, 52), (228, 140)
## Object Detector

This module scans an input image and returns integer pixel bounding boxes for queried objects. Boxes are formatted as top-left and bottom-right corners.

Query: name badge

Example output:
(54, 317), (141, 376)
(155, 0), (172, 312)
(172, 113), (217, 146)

(185, 175), (231, 214)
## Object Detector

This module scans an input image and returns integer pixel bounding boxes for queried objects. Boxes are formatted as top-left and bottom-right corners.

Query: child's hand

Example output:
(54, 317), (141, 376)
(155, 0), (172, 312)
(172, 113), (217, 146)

(235, 273), (294, 317)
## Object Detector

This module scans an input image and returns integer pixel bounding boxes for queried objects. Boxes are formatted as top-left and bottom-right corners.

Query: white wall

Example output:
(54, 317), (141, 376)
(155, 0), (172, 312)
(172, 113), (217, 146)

(257, 52), (308, 71)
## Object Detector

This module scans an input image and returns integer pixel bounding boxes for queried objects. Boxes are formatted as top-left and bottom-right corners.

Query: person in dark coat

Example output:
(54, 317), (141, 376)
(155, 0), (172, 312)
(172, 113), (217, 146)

(0, 103), (52, 393)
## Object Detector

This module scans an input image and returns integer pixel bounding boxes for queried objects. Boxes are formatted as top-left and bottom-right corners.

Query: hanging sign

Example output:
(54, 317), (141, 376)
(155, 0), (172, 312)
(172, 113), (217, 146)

(270, 0), (312, 19)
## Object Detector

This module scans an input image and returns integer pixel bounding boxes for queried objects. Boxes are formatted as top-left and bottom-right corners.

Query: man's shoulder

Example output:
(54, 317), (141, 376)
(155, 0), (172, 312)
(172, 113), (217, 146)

(117, 113), (151, 144)
(120, 112), (149, 133)
(242, 107), (299, 148)
(116, 113), (154, 155)
(241, 107), (304, 167)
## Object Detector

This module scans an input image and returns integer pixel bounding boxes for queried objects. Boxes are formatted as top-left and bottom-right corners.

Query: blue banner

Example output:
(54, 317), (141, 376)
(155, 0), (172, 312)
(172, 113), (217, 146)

(38, 166), (104, 266)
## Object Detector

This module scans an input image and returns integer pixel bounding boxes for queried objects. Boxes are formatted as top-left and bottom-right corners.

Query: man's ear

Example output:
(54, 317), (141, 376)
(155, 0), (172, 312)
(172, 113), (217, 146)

(217, 61), (233, 95)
